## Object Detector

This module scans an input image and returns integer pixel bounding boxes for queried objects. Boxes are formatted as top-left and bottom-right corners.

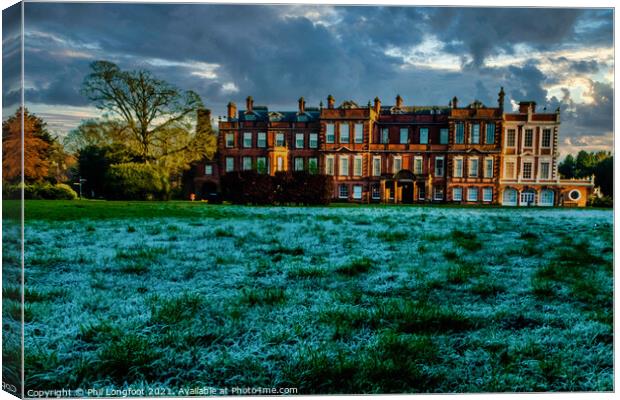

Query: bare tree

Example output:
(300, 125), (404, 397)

(81, 61), (213, 167)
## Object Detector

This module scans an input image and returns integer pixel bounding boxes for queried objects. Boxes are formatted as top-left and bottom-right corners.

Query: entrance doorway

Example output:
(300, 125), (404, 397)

(400, 182), (414, 204)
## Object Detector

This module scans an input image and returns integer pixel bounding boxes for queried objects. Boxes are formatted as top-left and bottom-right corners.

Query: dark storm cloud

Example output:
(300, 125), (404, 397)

(3, 2), (22, 111)
(5, 2), (614, 150)
(427, 8), (584, 67)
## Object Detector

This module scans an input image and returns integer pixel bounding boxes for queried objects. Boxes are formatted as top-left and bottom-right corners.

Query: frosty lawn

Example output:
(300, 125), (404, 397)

(3, 201), (613, 393)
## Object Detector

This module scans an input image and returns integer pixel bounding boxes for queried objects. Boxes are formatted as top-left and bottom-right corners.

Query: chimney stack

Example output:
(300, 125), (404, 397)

(246, 96), (253, 112)
(396, 94), (403, 108)
(327, 95), (335, 109)
(374, 97), (381, 114)
(452, 96), (458, 109)
(298, 97), (305, 113)
(227, 102), (237, 120)
(498, 87), (505, 111)
(518, 101), (536, 114)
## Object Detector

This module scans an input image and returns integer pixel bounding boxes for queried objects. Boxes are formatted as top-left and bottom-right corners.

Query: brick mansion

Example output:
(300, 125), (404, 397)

(192, 88), (593, 207)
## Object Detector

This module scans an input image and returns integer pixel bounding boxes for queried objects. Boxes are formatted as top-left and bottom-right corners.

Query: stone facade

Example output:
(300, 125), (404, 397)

(190, 88), (593, 207)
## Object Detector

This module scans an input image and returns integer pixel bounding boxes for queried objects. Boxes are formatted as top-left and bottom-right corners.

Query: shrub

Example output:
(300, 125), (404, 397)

(220, 171), (332, 205)
(2, 183), (78, 200)
(588, 195), (613, 208)
(336, 257), (373, 276)
(104, 163), (170, 200)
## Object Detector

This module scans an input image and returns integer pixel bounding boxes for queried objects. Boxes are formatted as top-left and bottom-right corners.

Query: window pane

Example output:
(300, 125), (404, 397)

(340, 156), (349, 176)
(454, 158), (463, 177)
(276, 133), (285, 146)
(542, 129), (551, 147)
(257, 132), (266, 147)
(226, 133), (234, 147)
(483, 187), (492, 202)
(354, 124), (364, 143)
(339, 123), (350, 143)
(243, 132), (252, 148)
(243, 157), (252, 170)
(471, 124), (480, 144)
(326, 124), (335, 143)
(440, 128), (448, 144)
(353, 185), (362, 199)
(326, 157), (334, 175)
(205, 165), (213, 175)
(507, 129), (516, 147)
(226, 157), (234, 172)
(308, 158), (318, 174)
(414, 157), (423, 174)
(467, 188), (478, 201)
(381, 128), (389, 144)
(523, 162), (532, 179)
(400, 128), (408, 144)
(524, 129), (533, 147)
(453, 187), (462, 201)
(540, 162), (550, 179)
(469, 159), (478, 177)
(485, 158), (493, 178)
(296, 133), (304, 149)
(256, 158), (267, 174)
(309, 133), (318, 148)
(393, 157), (402, 173)
(373, 157), (381, 176)
(420, 128), (429, 144)
(486, 123), (495, 144)
(354, 156), (362, 176)
(435, 157), (444, 177)
(455, 123), (464, 144)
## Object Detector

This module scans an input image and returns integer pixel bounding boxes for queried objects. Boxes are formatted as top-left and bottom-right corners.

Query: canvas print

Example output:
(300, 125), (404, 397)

(1, 1), (614, 397)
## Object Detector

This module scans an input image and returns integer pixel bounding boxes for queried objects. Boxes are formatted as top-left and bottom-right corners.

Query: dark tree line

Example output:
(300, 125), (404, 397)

(559, 150), (613, 199)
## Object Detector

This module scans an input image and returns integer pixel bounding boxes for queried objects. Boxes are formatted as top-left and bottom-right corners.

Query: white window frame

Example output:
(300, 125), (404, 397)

(452, 187), (463, 201)
(294, 157), (304, 171)
(225, 133), (234, 148)
(539, 189), (554, 206)
(339, 155), (349, 176)
(354, 124), (364, 144)
(414, 156), (423, 174)
(309, 133), (318, 148)
(522, 159), (533, 180)
(242, 156), (252, 171)
(541, 128), (552, 148)
(243, 132), (252, 148)
(275, 132), (285, 147)
(257, 132), (267, 148)
(277, 156), (284, 172)
(468, 157), (479, 178)
(419, 128), (429, 144)
(225, 157), (234, 172)
(453, 157), (463, 178)
(204, 165), (213, 175)
(339, 123), (350, 143)
(400, 128), (409, 144)
(392, 156), (402, 173)
(505, 128), (516, 148)
(471, 124), (480, 144)
(372, 156), (381, 176)
(484, 157), (494, 178)
(353, 155), (363, 176)
(339, 184), (349, 199)
(326, 124), (335, 143)
(295, 133), (304, 149)
(539, 159), (551, 180)
(435, 156), (444, 177)
(353, 185), (362, 200)
(523, 128), (534, 148)
(482, 187), (493, 202)
(455, 123), (465, 144)
(467, 187), (478, 202)
(325, 155), (334, 175)
(381, 128), (389, 144)
(504, 159), (517, 179)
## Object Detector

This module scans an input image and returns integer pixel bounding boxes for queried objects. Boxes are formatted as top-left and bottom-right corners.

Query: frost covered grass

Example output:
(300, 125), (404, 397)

(8, 200), (614, 394)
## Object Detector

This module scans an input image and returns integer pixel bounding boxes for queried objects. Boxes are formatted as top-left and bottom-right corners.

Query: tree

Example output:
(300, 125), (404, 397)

(80, 61), (215, 172)
(2, 108), (51, 183)
(594, 156), (613, 198)
(77, 144), (136, 198)
(558, 154), (576, 179)
(575, 150), (597, 178)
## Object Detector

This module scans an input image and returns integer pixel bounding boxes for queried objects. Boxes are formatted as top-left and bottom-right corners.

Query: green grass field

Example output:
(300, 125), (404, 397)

(2, 200), (614, 394)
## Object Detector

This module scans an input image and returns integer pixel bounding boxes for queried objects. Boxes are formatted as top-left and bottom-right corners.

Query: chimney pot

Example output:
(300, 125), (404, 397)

(227, 101), (237, 120)
(327, 95), (335, 109)
(298, 97), (305, 113)
(396, 94), (403, 108)
(374, 97), (381, 114)
(246, 96), (253, 112)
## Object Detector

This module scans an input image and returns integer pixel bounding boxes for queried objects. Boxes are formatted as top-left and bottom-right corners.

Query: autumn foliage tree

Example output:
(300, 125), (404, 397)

(2, 108), (51, 183)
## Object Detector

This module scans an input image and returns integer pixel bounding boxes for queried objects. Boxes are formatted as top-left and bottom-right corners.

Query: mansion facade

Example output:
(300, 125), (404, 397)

(192, 88), (593, 207)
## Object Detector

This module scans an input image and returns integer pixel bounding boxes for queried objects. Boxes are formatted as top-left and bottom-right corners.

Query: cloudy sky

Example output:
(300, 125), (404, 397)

(2, 1), (614, 156)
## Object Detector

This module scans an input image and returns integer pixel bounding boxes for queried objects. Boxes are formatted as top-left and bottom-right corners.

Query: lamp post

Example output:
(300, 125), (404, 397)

(73, 177), (87, 199)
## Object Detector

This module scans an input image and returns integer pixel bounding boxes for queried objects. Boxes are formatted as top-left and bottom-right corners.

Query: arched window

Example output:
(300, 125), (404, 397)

(502, 188), (518, 206)
(539, 189), (554, 206)
(520, 189), (537, 206)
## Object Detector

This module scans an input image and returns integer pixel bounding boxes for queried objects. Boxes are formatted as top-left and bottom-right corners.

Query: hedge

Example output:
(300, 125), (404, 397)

(220, 171), (332, 205)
